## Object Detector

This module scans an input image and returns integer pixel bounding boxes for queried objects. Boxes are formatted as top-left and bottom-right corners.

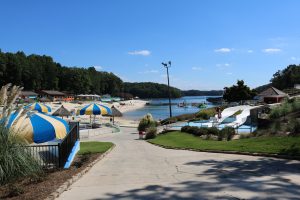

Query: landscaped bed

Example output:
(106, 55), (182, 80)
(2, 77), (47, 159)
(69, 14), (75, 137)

(148, 131), (300, 157)
(0, 141), (114, 200)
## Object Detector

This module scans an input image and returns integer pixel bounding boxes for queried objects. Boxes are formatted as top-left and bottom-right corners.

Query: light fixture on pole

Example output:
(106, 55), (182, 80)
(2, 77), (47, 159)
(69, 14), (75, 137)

(162, 61), (172, 118)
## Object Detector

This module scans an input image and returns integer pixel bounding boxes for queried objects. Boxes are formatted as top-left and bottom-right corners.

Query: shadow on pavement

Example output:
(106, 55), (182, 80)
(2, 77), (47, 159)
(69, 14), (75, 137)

(90, 157), (300, 200)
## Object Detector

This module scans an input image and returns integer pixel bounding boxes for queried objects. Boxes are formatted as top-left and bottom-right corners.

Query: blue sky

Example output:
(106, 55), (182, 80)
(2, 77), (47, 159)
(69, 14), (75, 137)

(1, 0), (300, 90)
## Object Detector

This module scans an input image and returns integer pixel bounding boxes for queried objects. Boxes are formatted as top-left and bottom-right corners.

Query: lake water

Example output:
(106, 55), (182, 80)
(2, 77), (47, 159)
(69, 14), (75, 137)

(123, 96), (218, 120)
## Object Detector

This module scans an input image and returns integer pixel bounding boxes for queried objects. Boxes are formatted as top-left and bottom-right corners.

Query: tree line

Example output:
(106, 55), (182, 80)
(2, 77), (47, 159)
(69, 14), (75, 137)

(181, 90), (223, 96)
(0, 50), (123, 95)
(123, 82), (182, 98)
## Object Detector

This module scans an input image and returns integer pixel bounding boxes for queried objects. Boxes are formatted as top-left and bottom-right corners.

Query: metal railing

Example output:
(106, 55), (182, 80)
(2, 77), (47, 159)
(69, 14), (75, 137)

(58, 122), (79, 167)
(26, 144), (59, 168)
(25, 122), (79, 168)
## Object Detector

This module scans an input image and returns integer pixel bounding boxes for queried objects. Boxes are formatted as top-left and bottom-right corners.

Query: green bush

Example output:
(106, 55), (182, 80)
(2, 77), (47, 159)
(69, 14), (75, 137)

(138, 113), (156, 132)
(181, 126), (191, 133)
(221, 127), (236, 141)
(181, 126), (217, 137)
(196, 108), (216, 120)
(269, 99), (300, 119)
(288, 119), (300, 136)
(145, 126), (157, 139)
(0, 125), (42, 184)
(270, 120), (282, 135)
(207, 127), (219, 136)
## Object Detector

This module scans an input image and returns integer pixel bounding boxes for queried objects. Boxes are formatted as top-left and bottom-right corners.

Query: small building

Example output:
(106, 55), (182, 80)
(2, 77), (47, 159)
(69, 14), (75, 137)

(258, 87), (289, 104)
(77, 94), (101, 101)
(38, 90), (66, 102)
(20, 91), (38, 100)
(61, 91), (75, 102)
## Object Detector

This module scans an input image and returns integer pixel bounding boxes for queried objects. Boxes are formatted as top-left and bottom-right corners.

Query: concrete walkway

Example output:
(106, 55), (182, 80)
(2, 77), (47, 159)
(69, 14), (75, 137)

(58, 127), (300, 200)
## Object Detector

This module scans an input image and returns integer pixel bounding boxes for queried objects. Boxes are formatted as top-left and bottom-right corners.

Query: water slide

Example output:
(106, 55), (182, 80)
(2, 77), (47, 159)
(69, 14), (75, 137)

(216, 105), (252, 124)
(225, 107), (251, 128)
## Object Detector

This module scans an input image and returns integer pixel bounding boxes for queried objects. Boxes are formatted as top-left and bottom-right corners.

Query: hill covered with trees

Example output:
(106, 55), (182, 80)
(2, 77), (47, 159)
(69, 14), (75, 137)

(123, 82), (182, 98)
(181, 90), (223, 96)
(0, 50), (122, 95)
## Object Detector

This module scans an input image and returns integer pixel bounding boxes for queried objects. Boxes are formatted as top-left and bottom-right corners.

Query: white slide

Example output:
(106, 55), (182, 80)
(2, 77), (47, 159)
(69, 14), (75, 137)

(216, 105), (252, 124)
(225, 107), (251, 128)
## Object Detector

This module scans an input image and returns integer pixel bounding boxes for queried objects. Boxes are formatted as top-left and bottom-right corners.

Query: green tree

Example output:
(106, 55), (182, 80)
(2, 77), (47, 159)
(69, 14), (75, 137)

(223, 80), (256, 102)
(271, 65), (300, 89)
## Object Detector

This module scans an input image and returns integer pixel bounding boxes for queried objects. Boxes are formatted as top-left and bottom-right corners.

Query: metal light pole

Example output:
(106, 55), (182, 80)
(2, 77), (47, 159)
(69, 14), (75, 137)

(162, 61), (172, 118)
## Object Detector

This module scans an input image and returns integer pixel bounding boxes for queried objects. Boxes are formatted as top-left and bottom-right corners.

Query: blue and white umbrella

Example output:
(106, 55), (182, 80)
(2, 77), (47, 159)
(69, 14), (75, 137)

(25, 103), (51, 113)
(7, 110), (69, 144)
(77, 103), (112, 115)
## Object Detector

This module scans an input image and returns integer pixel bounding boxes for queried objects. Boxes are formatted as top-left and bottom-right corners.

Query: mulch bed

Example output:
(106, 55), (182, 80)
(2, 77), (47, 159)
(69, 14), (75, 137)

(0, 153), (101, 200)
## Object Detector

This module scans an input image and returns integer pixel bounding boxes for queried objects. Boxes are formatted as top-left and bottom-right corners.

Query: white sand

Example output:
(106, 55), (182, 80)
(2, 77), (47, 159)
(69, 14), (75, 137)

(46, 99), (148, 127)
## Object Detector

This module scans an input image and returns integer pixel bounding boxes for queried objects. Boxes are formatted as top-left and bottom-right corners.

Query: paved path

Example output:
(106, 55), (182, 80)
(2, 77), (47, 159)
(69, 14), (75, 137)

(58, 127), (300, 200)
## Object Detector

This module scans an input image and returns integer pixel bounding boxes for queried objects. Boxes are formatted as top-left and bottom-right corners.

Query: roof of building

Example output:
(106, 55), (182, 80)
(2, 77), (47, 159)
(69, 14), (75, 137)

(21, 91), (38, 96)
(40, 90), (66, 96)
(258, 87), (288, 97)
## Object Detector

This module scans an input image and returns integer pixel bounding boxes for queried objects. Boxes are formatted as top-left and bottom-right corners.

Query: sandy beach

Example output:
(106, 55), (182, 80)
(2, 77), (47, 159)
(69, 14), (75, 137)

(47, 99), (148, 127)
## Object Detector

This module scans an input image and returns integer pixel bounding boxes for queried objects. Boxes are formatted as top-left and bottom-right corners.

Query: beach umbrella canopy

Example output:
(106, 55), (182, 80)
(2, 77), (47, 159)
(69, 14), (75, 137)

(7, 110), (69, 144)
(104, 106), (122, 117)
(52, 105), (71, 117)
(77, 103), (112, 115)
(25, 103), (51, 113)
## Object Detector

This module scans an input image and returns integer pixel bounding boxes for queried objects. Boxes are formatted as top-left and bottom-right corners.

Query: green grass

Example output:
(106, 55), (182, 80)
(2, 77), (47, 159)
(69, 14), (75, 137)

(78, 141), (114, 155)
(149, 131), (300, 156)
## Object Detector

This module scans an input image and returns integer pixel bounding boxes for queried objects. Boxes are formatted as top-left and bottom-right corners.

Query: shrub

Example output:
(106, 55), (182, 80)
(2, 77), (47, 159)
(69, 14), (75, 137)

(181, 126), (191, 133)
(145, 126), (157, 139)
(198, 127), (209, 136)
(0, 126), (42, 184)
(288, 119), (300, 136)
(270, 120), (282, 135)
(181, 126), (209, 136)
(138, 113), (156, 132)
(207, 127), (219, 136)
(269, 99), (300, 119)
(196, 108), (216, 120)
(222, 127), (236, 141)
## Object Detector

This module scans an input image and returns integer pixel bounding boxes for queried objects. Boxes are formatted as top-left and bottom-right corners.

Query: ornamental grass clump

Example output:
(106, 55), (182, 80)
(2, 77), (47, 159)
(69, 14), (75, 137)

(0, 84), (41, 185)
(138, 113), (156, 132)
(0, 126), (42, 185)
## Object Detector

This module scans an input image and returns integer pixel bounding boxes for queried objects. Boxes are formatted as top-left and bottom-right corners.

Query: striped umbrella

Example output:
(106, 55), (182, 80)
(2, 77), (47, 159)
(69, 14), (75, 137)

(25, 103), (51, 113)
(77, 103), (112, 115)
(7, 110), (69, 144)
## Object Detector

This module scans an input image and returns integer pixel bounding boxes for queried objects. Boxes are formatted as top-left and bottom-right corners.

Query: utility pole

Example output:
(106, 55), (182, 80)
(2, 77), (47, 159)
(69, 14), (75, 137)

(162, 61), (172, 118)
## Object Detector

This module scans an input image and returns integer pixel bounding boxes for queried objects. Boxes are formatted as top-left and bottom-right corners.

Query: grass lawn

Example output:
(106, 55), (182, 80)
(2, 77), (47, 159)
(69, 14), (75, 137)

(149, 131), (300, 156)
(78, 141), (114, 155)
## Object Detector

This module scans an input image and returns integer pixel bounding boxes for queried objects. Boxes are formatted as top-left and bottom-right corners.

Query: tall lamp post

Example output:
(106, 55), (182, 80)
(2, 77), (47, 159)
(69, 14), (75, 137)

(162, 61), (172, 118)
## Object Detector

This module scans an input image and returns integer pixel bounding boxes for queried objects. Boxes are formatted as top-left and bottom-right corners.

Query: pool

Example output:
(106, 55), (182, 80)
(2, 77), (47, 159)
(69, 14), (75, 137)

(170, 121), (257, 134)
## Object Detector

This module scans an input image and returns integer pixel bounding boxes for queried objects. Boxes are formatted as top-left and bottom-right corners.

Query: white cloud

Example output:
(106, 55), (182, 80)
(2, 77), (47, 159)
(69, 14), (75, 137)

(139, 70), (159, 74)
(247, 50), (254, 53)
(128, 50), (151, 56)
(214, 48), (232, 53)
(191, 67), (203, 71)
(216, 63), (231, 69)
(291, 56), (300, 61)
(262, 48), (281, 53)
(226, 72), (233, 75)
(93, 65), (103, 71)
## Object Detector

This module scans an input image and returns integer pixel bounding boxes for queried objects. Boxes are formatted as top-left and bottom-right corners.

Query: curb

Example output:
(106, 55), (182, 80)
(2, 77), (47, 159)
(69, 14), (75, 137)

(148, 141), (300, 161)
(45, 144), (116, 200)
